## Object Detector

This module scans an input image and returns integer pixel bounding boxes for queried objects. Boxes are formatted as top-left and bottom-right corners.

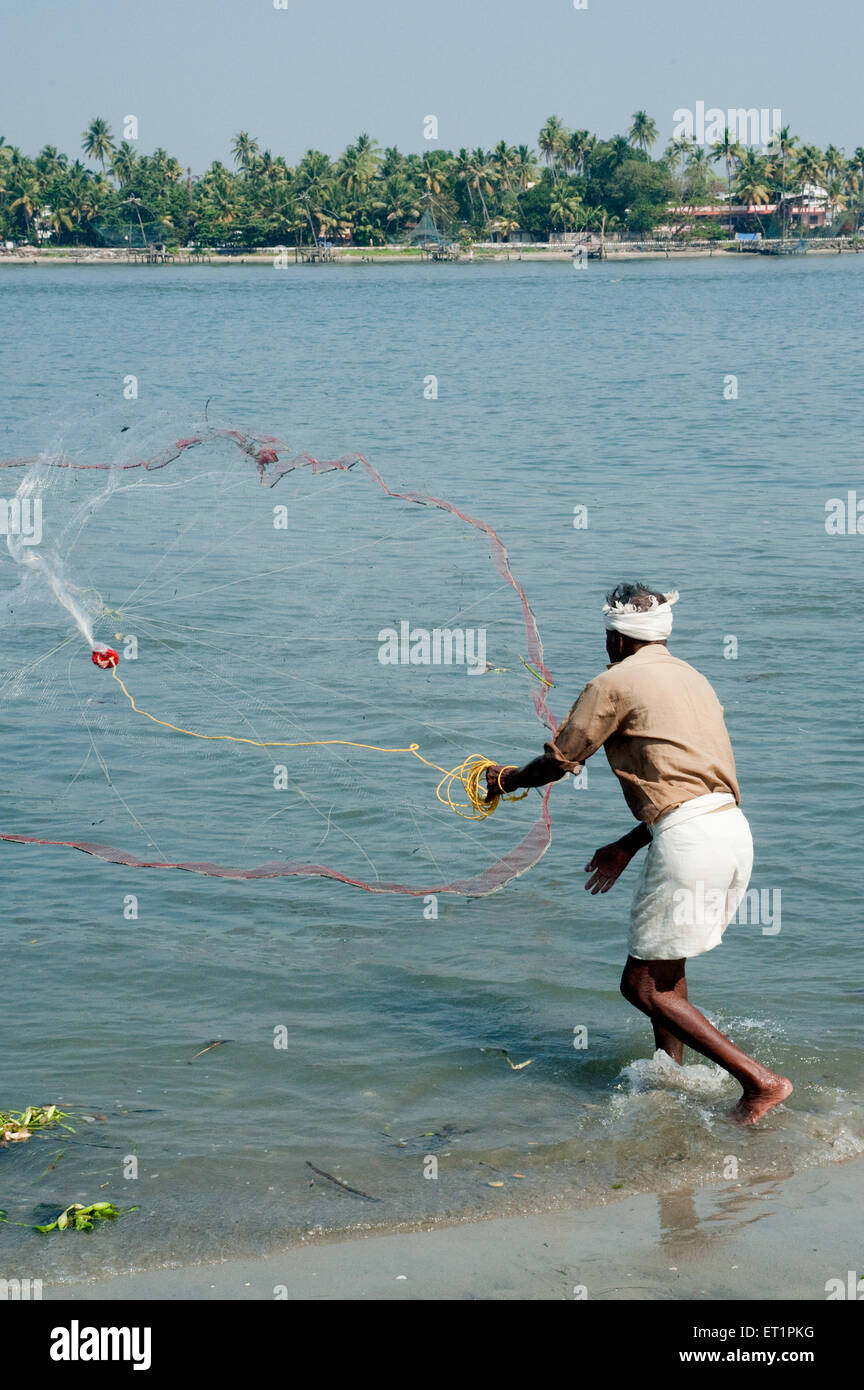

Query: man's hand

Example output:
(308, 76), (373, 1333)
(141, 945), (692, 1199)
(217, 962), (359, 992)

(584, 840), (636, 894)
(484, 764), (511, 800)
(484, 753), (571, 801)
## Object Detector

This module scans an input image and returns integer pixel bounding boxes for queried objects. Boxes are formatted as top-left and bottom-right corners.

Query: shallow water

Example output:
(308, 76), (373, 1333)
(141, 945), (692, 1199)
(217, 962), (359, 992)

(0, 256), (862, 1282)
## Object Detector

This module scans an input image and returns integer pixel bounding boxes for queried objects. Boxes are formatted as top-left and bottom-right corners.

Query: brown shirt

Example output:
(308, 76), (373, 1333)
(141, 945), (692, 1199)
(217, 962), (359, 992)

(544, 645), (740, 824)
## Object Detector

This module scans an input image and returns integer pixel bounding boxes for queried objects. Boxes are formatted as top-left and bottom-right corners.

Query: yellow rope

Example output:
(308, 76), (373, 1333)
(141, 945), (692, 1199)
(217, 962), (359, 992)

(109, 669), (528, 821)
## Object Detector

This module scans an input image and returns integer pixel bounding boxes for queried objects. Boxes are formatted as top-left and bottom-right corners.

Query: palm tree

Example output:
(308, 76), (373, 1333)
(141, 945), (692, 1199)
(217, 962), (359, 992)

(419, 149), (452, 199)
(373, 175), (420, 234)
(231, 132), (260, 174)
(338, 133), (382, 196)
(824, 145), (845, 183)
(9, 178), (41, 239)
(315, 184), (354, 243)
(735, 150), (771, 205)
(682, 145), (713, 205)
(149, 147), (183, 197)
(47, 205), (74, 240)
(665, 135), (696, 175)
(816, 151), (844, 230)
(735, 150), (772, 233)
(380, 147), (406, 179)
(847, 148), (864, 232)
(81, 117), (114, 171)
(766, 125), (797, 239)
(824, 176), (848, 228)
(290, 150), (338, 241)
(606, 134), (632, 169)
(452, 148), (474, 215)
(513, 145), (540, 190)
(794, 145), (827, 232)
(120, 195), (150, 247)
(0, 148), (11, 221)
(490, 141), (518, 194)
(491, 209), (522, 242)
(538, 116), (568, 180)
(36, 145), (67, 178)
(583, 204), (619, 257)
(294, 150), (334, 194)
(795, 144), (826, 186)
(549, 183), (582, 231)
(60, 188), (89, 245)
(628, 111), (658, 155)
(111, 141), (138, 187)
(710, 127), (744, 233)
(466, 149), (498, 228)
(567, 129), (594, 178)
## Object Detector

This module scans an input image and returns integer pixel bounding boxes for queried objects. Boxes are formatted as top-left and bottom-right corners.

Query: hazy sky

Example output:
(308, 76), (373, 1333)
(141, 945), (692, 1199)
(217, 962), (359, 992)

(2, 0), (860, 170)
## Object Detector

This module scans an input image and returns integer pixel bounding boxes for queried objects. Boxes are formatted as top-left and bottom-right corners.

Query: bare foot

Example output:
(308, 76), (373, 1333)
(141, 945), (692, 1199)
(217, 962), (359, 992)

(729, 1075), (793, 1125)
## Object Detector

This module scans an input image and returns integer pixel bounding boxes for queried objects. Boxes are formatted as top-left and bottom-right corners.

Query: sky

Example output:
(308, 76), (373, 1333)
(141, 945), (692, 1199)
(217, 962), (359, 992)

(1, 0), (861, 171)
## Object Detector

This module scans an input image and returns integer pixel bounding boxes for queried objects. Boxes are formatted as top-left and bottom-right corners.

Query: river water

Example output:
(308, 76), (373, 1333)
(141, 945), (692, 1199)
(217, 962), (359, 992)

(0, 255), (861, 1283)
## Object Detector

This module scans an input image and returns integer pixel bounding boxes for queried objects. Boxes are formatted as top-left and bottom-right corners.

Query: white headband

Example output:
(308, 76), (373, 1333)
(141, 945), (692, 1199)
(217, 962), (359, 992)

(602, 590), (679, 641)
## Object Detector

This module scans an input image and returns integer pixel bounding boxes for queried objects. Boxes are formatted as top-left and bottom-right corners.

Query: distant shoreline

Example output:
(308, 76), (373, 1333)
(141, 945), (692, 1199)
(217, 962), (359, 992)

(1, 245), (859, 268)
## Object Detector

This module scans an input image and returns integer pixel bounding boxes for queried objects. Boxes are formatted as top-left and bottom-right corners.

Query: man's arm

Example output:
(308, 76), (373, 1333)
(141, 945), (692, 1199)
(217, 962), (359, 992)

(486, 754), (567, 797)
(485, 761), (651, 893)
(485, 675), (648, 892)
(584, 821), (651, 893)
(485, 675), (619, 799)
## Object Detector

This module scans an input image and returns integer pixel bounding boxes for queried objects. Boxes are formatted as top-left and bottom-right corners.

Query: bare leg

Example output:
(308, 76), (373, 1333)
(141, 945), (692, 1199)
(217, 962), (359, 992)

(620, 956), (792, 1124)
(650, 960), (686, 1064)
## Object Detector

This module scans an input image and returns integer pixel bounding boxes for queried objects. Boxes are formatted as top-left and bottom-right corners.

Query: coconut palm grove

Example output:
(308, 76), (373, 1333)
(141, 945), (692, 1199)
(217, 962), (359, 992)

(1, 113), (863, 248)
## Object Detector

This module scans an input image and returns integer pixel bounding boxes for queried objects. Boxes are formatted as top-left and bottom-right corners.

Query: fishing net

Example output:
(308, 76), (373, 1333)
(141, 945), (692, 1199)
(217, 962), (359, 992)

(0, 415), (557, 896)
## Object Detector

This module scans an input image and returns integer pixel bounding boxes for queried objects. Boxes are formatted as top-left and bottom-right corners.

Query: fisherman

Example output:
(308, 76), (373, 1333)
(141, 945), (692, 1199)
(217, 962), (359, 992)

(485, 582), (792, 1124)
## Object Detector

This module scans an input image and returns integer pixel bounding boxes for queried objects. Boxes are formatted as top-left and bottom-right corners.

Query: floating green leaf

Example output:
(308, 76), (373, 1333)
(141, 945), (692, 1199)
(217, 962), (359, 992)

(35, 1202), (137, 1234)
(0, 1104), (74, 1144)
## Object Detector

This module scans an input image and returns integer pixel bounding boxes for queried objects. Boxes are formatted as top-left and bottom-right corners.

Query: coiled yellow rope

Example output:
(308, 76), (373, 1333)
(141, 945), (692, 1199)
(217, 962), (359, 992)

(109, 669), (528, 821)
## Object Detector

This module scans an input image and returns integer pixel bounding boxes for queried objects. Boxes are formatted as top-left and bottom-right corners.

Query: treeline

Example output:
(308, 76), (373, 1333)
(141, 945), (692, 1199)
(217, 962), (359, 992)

(1, 114), (862, 248)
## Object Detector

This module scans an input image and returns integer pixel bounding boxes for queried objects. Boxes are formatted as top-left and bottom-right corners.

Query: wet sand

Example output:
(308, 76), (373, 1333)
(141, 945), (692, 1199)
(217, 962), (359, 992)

(44, 1157), (863, 1301)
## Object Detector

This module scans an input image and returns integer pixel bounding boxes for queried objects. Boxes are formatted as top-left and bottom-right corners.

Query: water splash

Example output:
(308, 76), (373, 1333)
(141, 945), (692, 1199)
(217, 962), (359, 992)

(3, 455), (102, 650)
(615, 1050), (735, 1099)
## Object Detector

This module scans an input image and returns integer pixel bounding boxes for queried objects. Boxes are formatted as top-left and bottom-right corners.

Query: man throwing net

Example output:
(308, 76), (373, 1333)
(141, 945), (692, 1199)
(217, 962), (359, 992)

(486, 583), (792, 1125)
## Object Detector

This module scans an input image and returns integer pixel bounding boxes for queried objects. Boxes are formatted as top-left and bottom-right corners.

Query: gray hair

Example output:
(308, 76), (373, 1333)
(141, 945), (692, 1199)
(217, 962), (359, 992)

(604, 582), (670, 612)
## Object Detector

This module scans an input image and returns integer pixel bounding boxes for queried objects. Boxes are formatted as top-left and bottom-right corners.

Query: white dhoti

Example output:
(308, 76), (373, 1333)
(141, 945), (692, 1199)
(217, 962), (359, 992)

(628, 793), (754, 961)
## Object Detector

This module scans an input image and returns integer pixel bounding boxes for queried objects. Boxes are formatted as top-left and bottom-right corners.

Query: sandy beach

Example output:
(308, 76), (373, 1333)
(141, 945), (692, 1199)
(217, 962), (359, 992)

(42, 1158), (862, 1301)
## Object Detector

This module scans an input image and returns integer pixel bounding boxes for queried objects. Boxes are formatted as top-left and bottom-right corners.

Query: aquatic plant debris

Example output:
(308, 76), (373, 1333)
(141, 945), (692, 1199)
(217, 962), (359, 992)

(0, 1104), (74, 1144)
(390, 1122), (465, 1151)
(188, 1040), (233, 1064)
(481, 1048), (535, 1070)
(0, 1201), (136, 1233)
(519, 655), (555, 687)
(305, 1161), (380, 1202)
(36, 1202), (133, 1233)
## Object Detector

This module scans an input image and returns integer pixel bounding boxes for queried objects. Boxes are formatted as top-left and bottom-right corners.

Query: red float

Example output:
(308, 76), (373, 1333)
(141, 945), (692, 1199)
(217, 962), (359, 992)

(91, 647), (119, 669)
